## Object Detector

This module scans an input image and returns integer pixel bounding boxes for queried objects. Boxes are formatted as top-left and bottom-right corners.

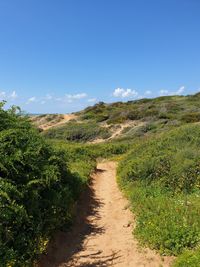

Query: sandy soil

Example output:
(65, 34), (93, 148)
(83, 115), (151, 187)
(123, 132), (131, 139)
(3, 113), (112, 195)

(90, 121), (145, 144)
(40, 114), (77, 130)
(107, 121), (144, 140)
(38, 162), (173, 267)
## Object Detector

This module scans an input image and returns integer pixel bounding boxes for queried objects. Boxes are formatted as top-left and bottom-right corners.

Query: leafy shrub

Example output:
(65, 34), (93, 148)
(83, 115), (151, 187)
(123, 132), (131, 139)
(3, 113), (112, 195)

(95, 113), (109, 122)
(0, 103), (84, 266)
(173, 248), (200, 267)
(126, 110), (142, 120)
(158, 112), (171, 119)
(107, 111), (129, 124)
(52, 138), (132, 162)
(181, 112), (200, 123)
(44, 122), (111, 142)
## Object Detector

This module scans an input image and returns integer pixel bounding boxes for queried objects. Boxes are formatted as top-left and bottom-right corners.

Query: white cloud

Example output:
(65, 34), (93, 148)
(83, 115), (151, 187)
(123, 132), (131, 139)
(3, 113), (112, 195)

(9, 90), (18, 99)
(49, 92), (88, 104)
(39, 94), (53, 104)
(88, 98), (97, 103)
(159, 86), (185, 96)
(55, 97), (62, 101)
(0, 91), (6, 99)
(65, 93), (87, 100)
(174, 86), (185, 95)
(159, 89), (169, 96)
(113, 88), (138, 98)
(144, 90), (152, 95)
(0, 90), (18, 100)
(26, 96), (36, 104)
(45, 94), (53, 100)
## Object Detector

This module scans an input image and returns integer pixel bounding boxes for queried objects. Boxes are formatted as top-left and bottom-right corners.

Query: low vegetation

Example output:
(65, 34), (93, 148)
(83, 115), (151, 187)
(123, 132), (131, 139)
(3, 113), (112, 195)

(30, 114), (64, 128)
(2, 92), (200, 266)
(43, 121), (112, 142)
(173, 247), (200, 267)
(78, 93), (200, 127)
(118, 124), (200, 265)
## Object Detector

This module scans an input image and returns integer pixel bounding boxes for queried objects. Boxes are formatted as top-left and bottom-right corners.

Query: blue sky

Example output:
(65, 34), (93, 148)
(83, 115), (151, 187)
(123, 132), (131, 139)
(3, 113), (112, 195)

(0, 0), (200, 113)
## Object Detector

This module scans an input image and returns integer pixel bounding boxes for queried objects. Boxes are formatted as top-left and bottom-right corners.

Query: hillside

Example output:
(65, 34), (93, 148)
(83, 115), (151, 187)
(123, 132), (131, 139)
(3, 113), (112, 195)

(1, 93), (200, 266)
(32, 92), (200, 143)
(36, 93), (200, 267)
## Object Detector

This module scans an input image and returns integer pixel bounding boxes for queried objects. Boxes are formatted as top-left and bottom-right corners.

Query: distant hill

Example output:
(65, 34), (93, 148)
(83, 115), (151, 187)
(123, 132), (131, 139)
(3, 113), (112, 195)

(31, 92), (200, 143)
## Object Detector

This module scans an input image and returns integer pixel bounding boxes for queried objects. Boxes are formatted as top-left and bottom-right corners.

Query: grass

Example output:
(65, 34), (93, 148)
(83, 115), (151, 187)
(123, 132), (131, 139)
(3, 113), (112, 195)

(173, 247), (200, 267)
(119, 181), (200, 255)
(117, 124), (200, 263)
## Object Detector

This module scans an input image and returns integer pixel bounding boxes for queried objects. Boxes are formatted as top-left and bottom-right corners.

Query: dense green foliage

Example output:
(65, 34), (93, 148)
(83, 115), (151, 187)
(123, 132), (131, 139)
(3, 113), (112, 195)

(43, 121), (111, 142)
(118, 124), (200, 259)
(0, 104), (89, 266)
(173, 248), (200, 267)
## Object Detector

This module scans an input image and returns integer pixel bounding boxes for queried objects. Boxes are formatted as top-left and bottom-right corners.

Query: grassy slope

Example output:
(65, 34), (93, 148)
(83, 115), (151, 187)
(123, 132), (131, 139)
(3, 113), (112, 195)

(39, 92), (200, 266)
(118, 124), (200, 260)
(36, 92), (200, 143)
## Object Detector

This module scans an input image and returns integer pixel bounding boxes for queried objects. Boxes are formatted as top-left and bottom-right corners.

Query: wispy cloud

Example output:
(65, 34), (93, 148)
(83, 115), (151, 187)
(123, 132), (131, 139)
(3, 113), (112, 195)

(24, 92), (88, 105)
(144, 90), (152, 95)
(65, 93), (87, 100)
(0, 91), (6, 99)
(159, 89), (169, 96)
(88, 98), (97, 103)
(10, 91), (18, 99)
(159, 86), (185, 96)
(113, 88), (138, 98)
(175, 86), (185, 95)
(0, 90), (18, 100)
(55, 93), (88, 103)
(44, 94), (53, 100)
(26, 96), (36, 104)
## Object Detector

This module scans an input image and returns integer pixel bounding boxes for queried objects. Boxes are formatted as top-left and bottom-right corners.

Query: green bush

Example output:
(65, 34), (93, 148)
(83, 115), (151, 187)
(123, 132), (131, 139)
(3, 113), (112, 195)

(43, 122), (111, 142)
(173, 248), (200, 267)
(182, 112), (200, 123)
(0, 103), (84, 266)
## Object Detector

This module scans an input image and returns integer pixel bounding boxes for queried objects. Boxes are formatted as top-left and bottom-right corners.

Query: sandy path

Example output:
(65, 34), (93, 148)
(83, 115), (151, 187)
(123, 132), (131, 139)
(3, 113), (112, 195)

(39, 162), (173, 267)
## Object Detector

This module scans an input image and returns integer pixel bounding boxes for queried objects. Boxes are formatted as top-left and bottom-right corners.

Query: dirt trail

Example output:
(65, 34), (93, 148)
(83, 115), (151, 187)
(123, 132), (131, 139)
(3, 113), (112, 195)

(39, 162), (173, 267)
